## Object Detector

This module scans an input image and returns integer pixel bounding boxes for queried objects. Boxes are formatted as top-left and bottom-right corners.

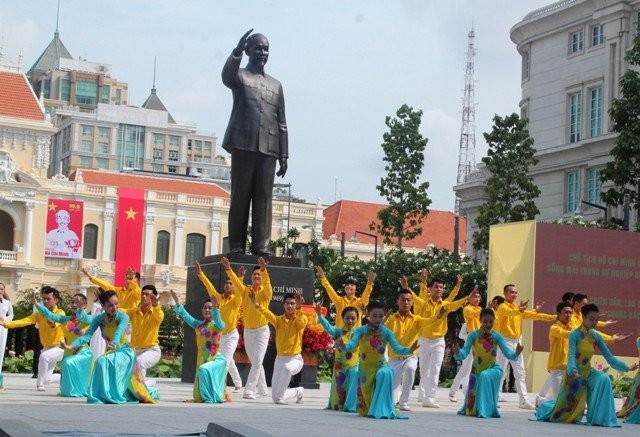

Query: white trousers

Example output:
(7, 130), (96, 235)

(418, 336), (445, 402)
(135, 345), (162, 378)
(389, 355), (418, 405)
(220, 328), (242, 387)
(243, 325), (269, 395)
(496, 336), (529, 403)
(538, 369), (564, 400)
(37, 346), (64, 387)
(0, 326), (8, 371)
(449, 351), (473, 395)
(271, 354), (303, 403)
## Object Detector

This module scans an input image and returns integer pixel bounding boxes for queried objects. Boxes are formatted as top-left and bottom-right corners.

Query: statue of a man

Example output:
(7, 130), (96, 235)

(222, 29), (288, 256)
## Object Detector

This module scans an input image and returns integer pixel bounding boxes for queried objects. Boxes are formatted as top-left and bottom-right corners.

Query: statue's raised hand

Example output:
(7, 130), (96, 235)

(234, 29), (254, 56)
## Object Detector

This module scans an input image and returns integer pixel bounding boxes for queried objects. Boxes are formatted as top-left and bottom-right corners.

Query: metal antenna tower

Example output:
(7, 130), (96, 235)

(455, 26), (477, 214)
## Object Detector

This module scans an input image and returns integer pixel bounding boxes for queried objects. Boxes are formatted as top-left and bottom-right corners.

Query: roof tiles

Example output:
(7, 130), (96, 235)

(0, 70), (45, 121)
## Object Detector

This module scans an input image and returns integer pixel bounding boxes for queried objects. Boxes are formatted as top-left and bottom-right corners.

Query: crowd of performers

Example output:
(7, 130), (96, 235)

(0, 261), (639, 428)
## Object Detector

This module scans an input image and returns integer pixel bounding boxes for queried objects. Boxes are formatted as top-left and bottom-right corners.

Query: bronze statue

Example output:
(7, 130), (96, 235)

(222, 29), (288, 256)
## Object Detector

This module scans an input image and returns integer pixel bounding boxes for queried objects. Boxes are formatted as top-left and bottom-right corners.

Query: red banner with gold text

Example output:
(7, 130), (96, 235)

(114, 187), (145, 287)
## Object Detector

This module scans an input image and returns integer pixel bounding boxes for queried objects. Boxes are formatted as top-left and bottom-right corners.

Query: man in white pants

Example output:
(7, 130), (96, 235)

(196, 261), (244, 391)
(222, 256), (272, 399)
(494, 284), (555, 410)
(386, 286), (444, 411)
(249, 290), (306, 405)
(126, 285), (164, 384)
(448, 291), (482, 402)
(0, 283), (14, 372)
(1, 286), (65, 390)
(412, 275), (473, 408)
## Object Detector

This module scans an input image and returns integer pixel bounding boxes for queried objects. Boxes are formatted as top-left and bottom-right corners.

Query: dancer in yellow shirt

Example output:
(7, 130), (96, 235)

(81, 266), (141, 310)
(248, 289), (307, 405)
(1, 286), (65, 391)
(125, 285), (164, 385)
(221, 256), (272, 399)
(386, 287), (444, 411)
(316, 266), (374, 328)
(494, 284), (555, 409)
(449, 290), (482, 402)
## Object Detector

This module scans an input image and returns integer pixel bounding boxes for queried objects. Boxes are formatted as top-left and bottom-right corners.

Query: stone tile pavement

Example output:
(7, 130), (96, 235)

(0, 374), (637, 436)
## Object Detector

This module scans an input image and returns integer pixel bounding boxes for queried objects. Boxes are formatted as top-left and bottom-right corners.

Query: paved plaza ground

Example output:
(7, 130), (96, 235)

(0, 373), (637, 436)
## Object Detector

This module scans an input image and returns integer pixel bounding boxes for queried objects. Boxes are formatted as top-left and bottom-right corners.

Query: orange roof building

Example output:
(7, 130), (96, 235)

(322, 199), (466, 254)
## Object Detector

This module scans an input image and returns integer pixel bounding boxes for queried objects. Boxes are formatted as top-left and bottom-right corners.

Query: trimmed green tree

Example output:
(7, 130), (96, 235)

(371, 104), (431, 248)
(473, 113), (540, 252)
(600, 30), (640, 226)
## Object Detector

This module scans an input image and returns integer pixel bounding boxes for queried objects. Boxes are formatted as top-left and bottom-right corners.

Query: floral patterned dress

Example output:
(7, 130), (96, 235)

(617, 337), (640, 424)
(536, 326), (630, 427)
(454, 329), (518, 418)
(318, 315), (359, 412)
(342, 323), (411, 419)
(174, 305), (228, 403)
(37, 304), (92, 397)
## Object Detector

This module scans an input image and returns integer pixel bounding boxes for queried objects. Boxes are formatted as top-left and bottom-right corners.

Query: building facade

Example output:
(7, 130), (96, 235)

(455, 0), (640, 257)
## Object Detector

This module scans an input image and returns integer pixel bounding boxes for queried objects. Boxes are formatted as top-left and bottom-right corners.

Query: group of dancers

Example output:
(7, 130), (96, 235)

(0, 261), (639, 428)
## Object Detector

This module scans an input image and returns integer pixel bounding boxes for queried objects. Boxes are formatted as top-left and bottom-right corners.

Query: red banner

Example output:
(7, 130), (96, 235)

(45, 199), (84, 259)
(114, 187), (145, 287)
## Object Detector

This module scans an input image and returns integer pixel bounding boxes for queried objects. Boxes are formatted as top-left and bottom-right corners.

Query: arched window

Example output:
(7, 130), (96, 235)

(185, 233), (206, 266)
(83, 224), (98, 259)
(156, 230), (170, 265)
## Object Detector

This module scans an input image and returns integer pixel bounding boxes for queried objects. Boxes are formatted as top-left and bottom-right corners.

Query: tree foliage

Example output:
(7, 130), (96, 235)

(600, 30), (640, 223)
(473, 113), (540, 252)
(372, 104), (431, 248)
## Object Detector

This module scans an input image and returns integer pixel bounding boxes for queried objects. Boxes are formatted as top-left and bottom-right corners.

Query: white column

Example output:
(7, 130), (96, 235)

(23, 201), (35, 265)
(102, 210), (114, 261)
(210, 220), (221, 255)
(172, 217), (185, 266)
(143, 214), (155, 265)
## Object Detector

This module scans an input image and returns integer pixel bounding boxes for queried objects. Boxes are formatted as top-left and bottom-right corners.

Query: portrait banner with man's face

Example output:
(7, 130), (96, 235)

(44, 198), (84, 259)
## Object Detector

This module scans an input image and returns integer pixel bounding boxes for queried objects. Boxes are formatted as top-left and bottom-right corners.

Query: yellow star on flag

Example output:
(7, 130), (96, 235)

(125, 207), (138, 220)
(48, 202), (58, 211)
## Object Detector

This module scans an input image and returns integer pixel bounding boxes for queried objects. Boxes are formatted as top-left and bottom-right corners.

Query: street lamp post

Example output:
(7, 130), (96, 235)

(353, 230), (378, 261)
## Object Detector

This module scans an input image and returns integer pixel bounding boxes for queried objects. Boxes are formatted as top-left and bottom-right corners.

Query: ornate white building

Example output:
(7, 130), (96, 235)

(455, 0), (640, 258)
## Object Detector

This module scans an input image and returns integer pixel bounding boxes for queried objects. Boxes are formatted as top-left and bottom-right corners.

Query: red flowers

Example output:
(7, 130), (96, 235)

(302, 327), (334, 353)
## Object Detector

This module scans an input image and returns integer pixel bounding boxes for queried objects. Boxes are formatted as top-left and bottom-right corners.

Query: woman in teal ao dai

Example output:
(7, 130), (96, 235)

(455, 307), (523, 418)
(170, 290), (228, 403)
(342, 301), (414, 419)
(315, 304), (359, 412)
(617, 337), (640, 424)
(71, 290), (157, 404)
(536, 304), (638, 427)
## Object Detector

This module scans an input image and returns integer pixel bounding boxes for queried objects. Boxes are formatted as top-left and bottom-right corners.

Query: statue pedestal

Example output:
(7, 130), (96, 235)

(182, 254), (318, 390)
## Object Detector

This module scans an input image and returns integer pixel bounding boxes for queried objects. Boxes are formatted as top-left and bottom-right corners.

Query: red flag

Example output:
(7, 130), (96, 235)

(114, 187), (145, 287)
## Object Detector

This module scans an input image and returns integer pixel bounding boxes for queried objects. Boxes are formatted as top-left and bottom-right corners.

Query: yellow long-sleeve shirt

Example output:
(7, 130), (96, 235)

(494, 301), (556, 339)
(225, 267), (272, 329)
(90, 276), (141, 310)
(547, 320), (572, 371)
(198, 271), (243, 335)
(258, 306), (308, 356)
(412, 292), (468, 339)
(463, 304), (482, 332)
(4, 308), (65, 347)
(320, 276), (373, 329)
(412, 282), (461, 315)
(125, 305), (164, 349)
(385, 312), (438, 359)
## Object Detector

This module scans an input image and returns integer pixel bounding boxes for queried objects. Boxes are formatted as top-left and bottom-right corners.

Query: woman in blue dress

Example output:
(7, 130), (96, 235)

(170, 289), (228, 403)
(70, 290), (157, 404)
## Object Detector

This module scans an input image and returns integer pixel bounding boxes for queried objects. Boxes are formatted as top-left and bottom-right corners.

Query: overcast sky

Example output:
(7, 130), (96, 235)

(1, 0), (552, 210)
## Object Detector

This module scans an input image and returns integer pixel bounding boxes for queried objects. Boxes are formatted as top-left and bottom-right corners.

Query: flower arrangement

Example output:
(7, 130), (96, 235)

(302, 322), (334, 353)
(236, 322), (245, 351)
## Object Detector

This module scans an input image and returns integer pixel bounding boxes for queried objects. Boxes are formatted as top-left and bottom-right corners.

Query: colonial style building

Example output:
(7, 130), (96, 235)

(455, 0), (639, 258)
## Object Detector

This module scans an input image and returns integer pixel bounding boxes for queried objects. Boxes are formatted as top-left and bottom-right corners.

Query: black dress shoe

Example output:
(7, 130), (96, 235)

(32, 374), (38, 379)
